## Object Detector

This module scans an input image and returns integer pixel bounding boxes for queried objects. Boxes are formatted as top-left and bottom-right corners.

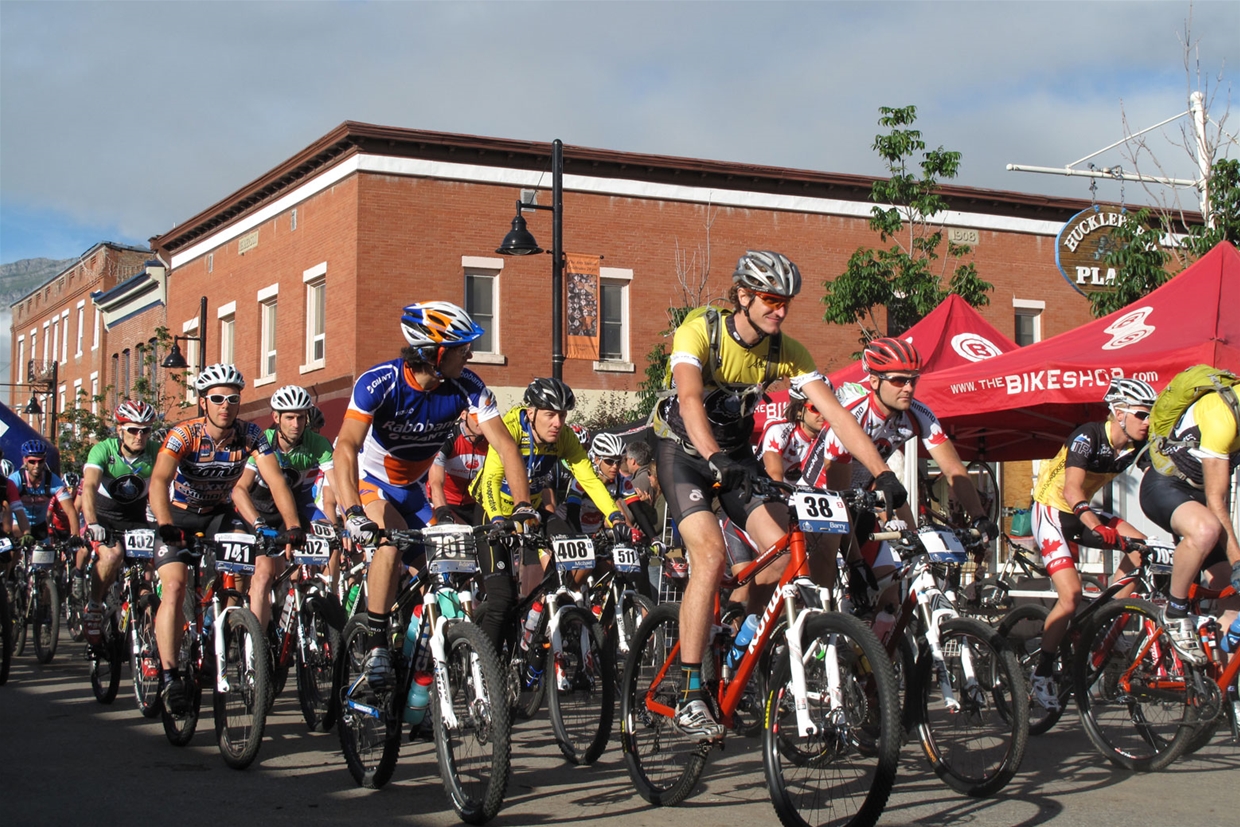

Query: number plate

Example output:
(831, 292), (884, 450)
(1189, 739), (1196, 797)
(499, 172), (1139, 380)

(30, 548), (56, 568)
(553, 536), (596, 571)
(612, 544), (642, 573)
(310, 520), (337, 539)
(423, 524), (479, 575)
(792, 490), (851, 534)
(1144, 539), (1175, 574)
(214, 532), (258, 573)
(294, 536), (332, 567)
(0, 537), (12, 553)
(124, 529), (156, 559)
(918, 528), (969, 564)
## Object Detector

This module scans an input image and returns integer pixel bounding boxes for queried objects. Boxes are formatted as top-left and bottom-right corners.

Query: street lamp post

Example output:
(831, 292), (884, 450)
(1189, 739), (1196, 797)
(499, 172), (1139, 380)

(496, 139), (564, 381)
(161, 296), (209, 375)
(21, 360), (59, 439)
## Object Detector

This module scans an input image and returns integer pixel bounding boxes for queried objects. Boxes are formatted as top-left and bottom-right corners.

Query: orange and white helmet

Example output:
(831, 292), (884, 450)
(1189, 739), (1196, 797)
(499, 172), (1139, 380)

(400, 301), (485, 349)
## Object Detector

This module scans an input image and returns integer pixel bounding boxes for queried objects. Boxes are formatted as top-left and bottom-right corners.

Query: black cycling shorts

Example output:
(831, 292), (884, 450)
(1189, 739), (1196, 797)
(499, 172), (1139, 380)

(656, 437), (768, 526)
(1139, 469), (1228, 568)
(154, 506), (242, 570)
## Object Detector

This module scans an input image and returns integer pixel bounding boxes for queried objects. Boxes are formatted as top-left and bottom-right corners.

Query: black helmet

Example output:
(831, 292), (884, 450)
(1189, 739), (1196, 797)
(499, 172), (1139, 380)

(523, 378), (576, 412)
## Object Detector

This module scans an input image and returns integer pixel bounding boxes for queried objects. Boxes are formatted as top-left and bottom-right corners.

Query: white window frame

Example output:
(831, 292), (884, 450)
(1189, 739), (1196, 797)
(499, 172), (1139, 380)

(43, 320), (51, 363)
(1013, 297), (1045, 346)
(90, 372), (99, 415)
(301, 263), (326, 374)
(29, 328), (38, 376)
(16, 336), (24, 387)
(290, 208), (298, 231)
(73, 378), (83, 412)
(462, 256), (504, 364)
(51, 317), (59, 368)
(60, 310), (69, 363)
(257, 283), (279, 386)
(92, 307), (101, 350)
(594, 267), (634, 372)
(183, 317), (201, 402)
(75, 301), (85, 358)
(217, 300), (236, 366)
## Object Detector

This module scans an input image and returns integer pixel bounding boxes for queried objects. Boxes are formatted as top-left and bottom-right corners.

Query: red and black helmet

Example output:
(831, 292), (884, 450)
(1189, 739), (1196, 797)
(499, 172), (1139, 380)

(862, 337), (922, 375)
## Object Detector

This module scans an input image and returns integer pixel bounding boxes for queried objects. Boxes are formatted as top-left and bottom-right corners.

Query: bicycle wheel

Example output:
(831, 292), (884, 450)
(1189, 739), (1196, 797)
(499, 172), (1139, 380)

(1073, 598), (1202, 771)
(0, 582), (11, 685)
(33, 576), (60, 664)
(546, 606), (614, 764)
(12, 579), (28, 656)
(763, 611), (899, 827)
(297, 595), (342, 732)
(432, 621), (511, 825)
(213, 607), (272, 769)
(996, 603), (1065, 735)
(335, 616), (401, 788)
(960, 576), (1012, 622)
(90, 612), (123, 704)
(131, 594), (163, 718)
(912, 616), (1027, 797)
(967, 460), (999, 525)
(162, 633), (202, 746)
(66, 587), (85, 643)
(619, 602), (711, 807)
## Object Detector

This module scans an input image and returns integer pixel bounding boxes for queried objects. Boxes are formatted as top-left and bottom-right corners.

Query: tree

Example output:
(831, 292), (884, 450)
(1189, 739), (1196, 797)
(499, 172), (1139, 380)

(822, 105), (993, 349)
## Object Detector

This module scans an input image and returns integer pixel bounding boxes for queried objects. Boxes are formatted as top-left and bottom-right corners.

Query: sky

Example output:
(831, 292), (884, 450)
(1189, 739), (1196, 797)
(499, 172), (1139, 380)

(1, 0), (1237, 266)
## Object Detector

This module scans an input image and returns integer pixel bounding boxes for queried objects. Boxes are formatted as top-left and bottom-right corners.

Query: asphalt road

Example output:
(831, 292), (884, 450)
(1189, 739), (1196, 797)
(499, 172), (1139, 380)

(2, 633), (1237, 827)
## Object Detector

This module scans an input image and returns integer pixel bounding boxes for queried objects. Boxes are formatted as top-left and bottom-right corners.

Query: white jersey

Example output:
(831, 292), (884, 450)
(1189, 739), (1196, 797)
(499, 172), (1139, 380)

(757, 420), (816, 482)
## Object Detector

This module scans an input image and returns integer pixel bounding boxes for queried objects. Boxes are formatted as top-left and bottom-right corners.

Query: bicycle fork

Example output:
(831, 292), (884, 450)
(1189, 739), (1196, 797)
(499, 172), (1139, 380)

(548, 606), (593, 692)
(915, 578), (975, 712)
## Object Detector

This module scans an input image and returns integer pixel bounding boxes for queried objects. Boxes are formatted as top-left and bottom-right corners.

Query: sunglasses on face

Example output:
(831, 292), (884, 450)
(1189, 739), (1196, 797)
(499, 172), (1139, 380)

(122, 426), (152, 435)
(205, 393), (241, 405)
(752, 291), (792, 310)
(25, 457), (45, 464)
(880, 374), (920, 389)
(599, 457), (621, 467)
(1119, 408), (1151, 421)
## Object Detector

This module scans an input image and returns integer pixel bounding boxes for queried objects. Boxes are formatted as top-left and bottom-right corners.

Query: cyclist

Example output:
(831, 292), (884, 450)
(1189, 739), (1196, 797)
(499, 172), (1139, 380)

(653, 250), (907, 739)
(427, 410), (490, 526)
(149, 364), (306, 714)
(50, 471), (88, 607)
(563, 431), (658, 540)
(758, 386), (826, 483)
(80, 401), (161, 647)
(232, 384), (335, 631)
(1139, 368), (1240, 666)
(8, 439), (76, 543)
(800, 338), (997, 617)
(472, 378), (635, 651)
(0, 458), (31, 577)
(333, 301), (531, 695)
(1027, 377), (1154, 709)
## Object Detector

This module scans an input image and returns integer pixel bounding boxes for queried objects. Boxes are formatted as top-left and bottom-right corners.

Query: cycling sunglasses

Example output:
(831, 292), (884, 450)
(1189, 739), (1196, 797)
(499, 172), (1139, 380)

(752, 291), (793, 310)
(205, 393), (242, 405)
(1119, 408), (1151, 420)
(598, 457), (622, 467)
(878, 374), (920, 389)
(121, 426), (152, 435)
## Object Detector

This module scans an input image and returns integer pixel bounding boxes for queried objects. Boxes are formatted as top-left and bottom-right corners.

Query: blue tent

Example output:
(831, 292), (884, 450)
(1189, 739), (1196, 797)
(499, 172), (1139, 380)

(0, 401), (62, 474)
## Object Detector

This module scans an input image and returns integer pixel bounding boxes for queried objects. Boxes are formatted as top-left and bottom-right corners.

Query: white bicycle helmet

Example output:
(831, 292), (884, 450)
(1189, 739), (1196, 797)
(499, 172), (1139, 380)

(270, 385), (313, 412)
(589, 432), (626, 460)
(1104, 377), (1157, 409)
(400, 301), (486, 349)
(1, 460), (13, 477)
(195, 363), (245, 392)
(115, 399), (157, 425)
(733, 250), (802, 297)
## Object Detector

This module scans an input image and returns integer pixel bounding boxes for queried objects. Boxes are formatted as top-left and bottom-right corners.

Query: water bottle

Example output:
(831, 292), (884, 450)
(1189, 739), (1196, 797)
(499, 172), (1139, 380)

(725, 614), (759, 671)
(520, 599), (544, 651)
(872, 607), (896, 644)
(404, 604), (424, 659)
(344, 583), (361, 617)
(403, 671), (433, 725)
(1221, 616), (1240, 654)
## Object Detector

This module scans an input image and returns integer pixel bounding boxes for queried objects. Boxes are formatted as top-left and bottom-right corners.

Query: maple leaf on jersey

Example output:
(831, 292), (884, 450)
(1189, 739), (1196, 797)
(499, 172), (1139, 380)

(1040, 538), (1062, 554)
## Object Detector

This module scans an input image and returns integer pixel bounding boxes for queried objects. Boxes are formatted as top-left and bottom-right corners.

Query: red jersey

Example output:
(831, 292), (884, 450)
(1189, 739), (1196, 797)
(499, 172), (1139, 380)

(433, 426), (489, 507)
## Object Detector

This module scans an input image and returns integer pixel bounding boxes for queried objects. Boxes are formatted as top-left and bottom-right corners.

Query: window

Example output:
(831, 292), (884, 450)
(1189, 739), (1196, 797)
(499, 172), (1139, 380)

(595, 267), (633, 370)
(51, 318), (59, 366)
(148, 337), (160, 395)
(43, 321), (50, 362)
(207, 253), (214, 274)
(30, 329), (37, 374)
(110, 353), (119, 408)
(73, 379), (83, 413)
(290, 208), (298, 231)
(135, 343), (146, 386)
(16, 337), (24, 387)
(258, 283), (279, 383)
(122, 349), (131, 398)
(303, 263), (326, 371)
(75, 302), (85, 357)
(60, 310), (69, 363)
(218, 304), (236, 366)
(92, 307), (101, 350)
(463, 257), (503, 358)
(90, 373), (99, 415)
(1013, 298), (1045, 347)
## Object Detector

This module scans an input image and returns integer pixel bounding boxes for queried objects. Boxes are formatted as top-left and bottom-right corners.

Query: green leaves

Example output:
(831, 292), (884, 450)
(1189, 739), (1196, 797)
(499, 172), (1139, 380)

(824, 105), (992, 348)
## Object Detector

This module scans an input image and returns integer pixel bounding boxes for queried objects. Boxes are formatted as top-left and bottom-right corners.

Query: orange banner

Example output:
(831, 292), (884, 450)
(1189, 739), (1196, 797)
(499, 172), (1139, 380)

(566, 253), (601, 361)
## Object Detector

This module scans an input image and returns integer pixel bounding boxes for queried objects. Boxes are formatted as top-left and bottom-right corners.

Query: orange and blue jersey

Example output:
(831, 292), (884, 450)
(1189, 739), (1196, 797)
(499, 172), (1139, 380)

(160, 417), (274, 512)
(345, 360), (499, 489)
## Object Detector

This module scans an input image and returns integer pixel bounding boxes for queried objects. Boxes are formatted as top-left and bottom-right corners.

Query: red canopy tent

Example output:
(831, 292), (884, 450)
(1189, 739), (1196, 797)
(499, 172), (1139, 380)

(918, 241), (1240, 462)
(752, 293), (1019, 438)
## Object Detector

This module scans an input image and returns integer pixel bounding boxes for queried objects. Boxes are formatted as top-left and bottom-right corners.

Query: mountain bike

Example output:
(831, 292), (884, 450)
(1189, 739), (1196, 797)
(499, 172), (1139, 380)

(120, 528), (163, 717)
(21, 540), (61, 664)
(335, 524), (509, 824)
(87, 527), (158, 705)
(1177, 577), (1240, 753)
(959, 533), (1104, 622)
(159, 530), (279, 769)
(873, 525), (1028, 797)
(621, 480), (900, 827)
(268, 519), (344, 731)
(493, 526), (615, 765)
(587, 534), (658, 698)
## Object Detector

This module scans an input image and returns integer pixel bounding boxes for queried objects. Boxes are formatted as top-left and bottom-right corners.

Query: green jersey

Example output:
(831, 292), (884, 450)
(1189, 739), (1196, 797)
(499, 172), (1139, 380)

(246, 428), (335, 518)
(84, 437), (160, 520)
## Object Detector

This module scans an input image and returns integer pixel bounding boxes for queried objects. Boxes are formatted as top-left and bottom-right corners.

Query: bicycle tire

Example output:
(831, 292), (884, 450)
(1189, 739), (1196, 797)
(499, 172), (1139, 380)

(213, 607), (272, 769)
(1072, 598), (1201, 771)
(912, 616), (1028, 797)
(996, 603), (1066, 735)
(0, 581), (11, 685)
(960, 576), (1013, 621)
(131, 593), (163, 718)
(763, 611), (899, 827)
(336, 616), (401, 789)
(90, 612), (123, 704)
(162, 630), (203, 747)
(546, 606), (614, 764)
(432, 620), (511, 825)
(33, 576), (59, 664)
(66, 585), (85, 643)
(966, 460), (999, 526)
(12, 578), (29, 656)
(297, 595), (342, 732)
(619, 602), (711, 807)
(612, 592), (656, 684)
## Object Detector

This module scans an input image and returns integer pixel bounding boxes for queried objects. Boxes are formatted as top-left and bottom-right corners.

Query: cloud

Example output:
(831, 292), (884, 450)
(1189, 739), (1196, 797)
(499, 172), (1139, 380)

(1, 1), (1236, 262)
